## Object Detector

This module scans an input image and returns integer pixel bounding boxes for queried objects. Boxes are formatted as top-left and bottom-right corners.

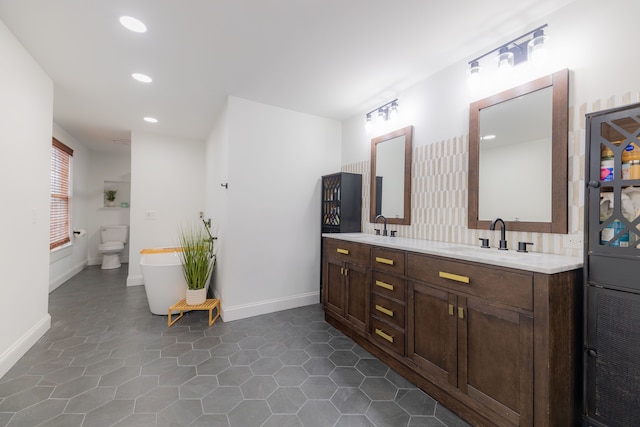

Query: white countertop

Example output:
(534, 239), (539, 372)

(322, 233), (583, 274)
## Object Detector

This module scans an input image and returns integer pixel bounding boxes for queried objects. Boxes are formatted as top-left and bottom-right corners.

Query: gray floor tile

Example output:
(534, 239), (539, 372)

(331, 387), (372, 414)
(298, 400), (341, 427)
(266, 386), (307, 414)
(262, 414), (303, 427)
(0, 266), (469, 427)
(227, 399), (271, 427)
(366, 401), (411, 427)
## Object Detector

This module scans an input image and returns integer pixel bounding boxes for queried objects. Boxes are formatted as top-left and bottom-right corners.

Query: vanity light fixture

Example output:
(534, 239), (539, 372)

(119, 16), (147, 33)
(468, 24), (548, 78)
(364, 99), (399, 133)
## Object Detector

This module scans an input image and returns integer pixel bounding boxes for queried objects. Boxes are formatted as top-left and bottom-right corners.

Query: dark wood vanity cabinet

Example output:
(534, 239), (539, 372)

(322, 239), (371, 332)
(407, 253), (534, 426)
(322, 237), (581, 427)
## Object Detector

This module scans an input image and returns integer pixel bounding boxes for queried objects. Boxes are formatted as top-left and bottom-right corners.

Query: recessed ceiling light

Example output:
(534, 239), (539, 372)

(119, 16), (147, 33)
(132, 73), (152, 83)
(144, 117), (158, 123)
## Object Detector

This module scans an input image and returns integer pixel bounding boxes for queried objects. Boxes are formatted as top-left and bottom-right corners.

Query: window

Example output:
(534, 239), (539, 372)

(50, 138), (73, 250)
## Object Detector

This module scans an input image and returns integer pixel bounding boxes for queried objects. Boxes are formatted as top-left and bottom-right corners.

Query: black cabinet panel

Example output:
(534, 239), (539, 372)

(584, 103), (640, 426)
(321, 172), (362, 234)
(585, 286), (640, 427)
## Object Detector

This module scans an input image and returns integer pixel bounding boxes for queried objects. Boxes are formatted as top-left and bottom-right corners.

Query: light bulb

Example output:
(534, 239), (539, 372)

(528, 30), (549, 66)
(388, 102), (399, 121)
(496, 47), (514, 71)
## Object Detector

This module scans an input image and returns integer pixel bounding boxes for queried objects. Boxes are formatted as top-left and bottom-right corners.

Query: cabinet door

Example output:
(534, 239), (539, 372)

(458, 296), (533, 426)
(324, 258), (345, 316)
(345, 263), (370, 331)
(407, 281), (457, 387)
(585, 286), (640, 427)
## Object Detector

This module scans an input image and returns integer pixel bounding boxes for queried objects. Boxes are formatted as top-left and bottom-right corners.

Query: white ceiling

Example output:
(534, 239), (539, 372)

(0, 0), (576, 152)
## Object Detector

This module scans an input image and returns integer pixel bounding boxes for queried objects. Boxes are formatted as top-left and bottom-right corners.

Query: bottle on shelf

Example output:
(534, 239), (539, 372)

(600, 144), (614, 181)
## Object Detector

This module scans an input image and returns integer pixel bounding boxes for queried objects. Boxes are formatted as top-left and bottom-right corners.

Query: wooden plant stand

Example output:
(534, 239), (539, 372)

(168, 298), (220, 327)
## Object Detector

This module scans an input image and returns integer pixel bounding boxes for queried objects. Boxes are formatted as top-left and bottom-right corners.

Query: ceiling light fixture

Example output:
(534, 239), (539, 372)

(143, 117), (158, 123)
(119, 16), (147, 33)
(364, 99), (399, 133)
(468, 24), (548, 79)
(132, 73), (152, 83)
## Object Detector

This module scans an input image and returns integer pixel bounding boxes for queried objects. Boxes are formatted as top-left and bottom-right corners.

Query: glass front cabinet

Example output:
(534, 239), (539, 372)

(584, 103), (640, 427)
(321, 172), (362, 234)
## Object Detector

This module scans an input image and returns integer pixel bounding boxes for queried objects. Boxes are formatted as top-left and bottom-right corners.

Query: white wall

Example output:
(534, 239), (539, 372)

(127, 132), (206, 286)
(341, 0), (640, 255)
(206, 97), (341, 321)
(49, 124), (90, 292)
(205, 103), (229, 310)
(0, 19), (53, 378)
(87, 151), (131, 266)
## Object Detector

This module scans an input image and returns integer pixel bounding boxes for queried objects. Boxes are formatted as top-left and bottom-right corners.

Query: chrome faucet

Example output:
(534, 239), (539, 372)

(375, 214), (388, 236)
(490, 217), (508, 250)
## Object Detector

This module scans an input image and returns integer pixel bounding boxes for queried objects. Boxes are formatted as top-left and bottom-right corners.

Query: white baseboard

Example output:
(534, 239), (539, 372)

(127, 274), (144, 287)
(220, 291), (319, 322)
(49, 261), (87, 293)
(0, 314), (51, 379)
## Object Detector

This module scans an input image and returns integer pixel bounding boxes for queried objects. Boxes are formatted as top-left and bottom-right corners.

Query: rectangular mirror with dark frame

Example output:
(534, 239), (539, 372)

(468, 69), (569, 234)
(370, 126), (413, 225)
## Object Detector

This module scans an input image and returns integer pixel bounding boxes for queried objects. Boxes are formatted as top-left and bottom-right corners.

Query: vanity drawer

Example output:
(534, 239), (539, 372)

(372, 271), (406, 301)
(371, 293), (405, 329)
(406, 253), (533, 311)
(372, 247), (405, 274)
(324, 239), (371, 266)
(370, 317), (405, 356)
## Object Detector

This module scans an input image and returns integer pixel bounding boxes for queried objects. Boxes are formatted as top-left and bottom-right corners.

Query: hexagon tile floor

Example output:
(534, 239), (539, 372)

(0, 266), (471, 427)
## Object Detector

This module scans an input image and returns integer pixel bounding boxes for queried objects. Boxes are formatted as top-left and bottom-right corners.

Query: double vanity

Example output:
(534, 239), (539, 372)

(322, 233), (582, 427)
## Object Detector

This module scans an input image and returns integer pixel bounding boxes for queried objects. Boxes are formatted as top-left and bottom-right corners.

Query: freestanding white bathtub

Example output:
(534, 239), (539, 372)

(140, 248), (188, 315)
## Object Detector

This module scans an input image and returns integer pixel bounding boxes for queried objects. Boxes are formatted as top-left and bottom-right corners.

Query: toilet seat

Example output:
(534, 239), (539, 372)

(99, 241), (124, 251)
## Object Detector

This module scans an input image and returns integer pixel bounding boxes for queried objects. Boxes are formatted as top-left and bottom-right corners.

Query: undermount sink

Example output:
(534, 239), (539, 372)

(437, 245), (542, 258)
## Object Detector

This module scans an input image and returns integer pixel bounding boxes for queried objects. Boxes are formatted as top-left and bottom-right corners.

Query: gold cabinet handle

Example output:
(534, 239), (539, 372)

(340, 267), (345, 275)
(375, 305), (394, 317)
(375, 280), (394, 291)
(448, 304), (454, 316)
(458, 307), (465, 319)
(439, 271), (470, 284)
(375, 328), (394, 343)
(375, 256), (394, 266)
(336, 248), (350, 255)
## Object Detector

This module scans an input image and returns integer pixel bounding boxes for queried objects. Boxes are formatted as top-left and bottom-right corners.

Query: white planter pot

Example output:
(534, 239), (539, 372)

(186, 288), (207, 306)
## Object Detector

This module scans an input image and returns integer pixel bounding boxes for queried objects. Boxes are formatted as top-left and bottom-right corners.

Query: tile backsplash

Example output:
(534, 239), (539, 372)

(343, 95), (640, 258)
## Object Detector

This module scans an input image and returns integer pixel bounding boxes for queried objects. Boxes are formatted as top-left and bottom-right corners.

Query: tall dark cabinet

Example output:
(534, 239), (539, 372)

(584, 103), (640, 427)
(321, 172), (362, 234)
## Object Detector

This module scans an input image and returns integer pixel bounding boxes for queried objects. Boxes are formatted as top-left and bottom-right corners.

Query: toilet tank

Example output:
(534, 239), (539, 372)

(101, 225), (129, 243)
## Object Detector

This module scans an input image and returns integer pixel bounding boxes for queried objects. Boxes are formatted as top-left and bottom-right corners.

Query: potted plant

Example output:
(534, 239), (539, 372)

(105, 190), (117, 207)
(178, 224), (215, 305)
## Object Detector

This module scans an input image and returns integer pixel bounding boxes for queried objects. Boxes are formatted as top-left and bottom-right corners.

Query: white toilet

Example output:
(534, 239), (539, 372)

(98, 225), (128, 269)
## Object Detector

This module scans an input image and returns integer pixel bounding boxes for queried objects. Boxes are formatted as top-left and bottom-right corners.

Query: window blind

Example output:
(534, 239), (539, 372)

(50, 138), (73, 250)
